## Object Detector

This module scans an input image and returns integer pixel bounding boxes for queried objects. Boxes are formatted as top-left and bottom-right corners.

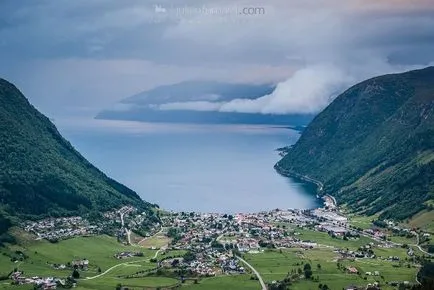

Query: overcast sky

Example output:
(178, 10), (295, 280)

(1, 0), (434, 120)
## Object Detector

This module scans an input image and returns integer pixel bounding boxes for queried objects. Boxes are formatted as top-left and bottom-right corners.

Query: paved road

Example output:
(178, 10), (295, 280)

(120, 212), (132, 245)
(236, 256), (267, 290)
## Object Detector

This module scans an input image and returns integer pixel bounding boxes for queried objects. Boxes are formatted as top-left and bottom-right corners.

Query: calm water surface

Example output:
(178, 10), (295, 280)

(60, 121), (320, 213)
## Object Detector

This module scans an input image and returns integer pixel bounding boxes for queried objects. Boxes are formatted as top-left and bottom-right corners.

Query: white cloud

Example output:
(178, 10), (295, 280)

(154, 61), (422, 115)
(219, 64), (352, 114)
(1, 0), (433, 118)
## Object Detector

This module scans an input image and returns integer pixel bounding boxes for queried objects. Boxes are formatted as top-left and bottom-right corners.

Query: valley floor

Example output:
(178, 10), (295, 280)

(0, 204), (432, 290)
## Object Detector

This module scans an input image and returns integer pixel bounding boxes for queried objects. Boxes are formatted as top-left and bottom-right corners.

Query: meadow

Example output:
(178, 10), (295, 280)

(244, 247), (418, 290)
(0, 230), (420, 290)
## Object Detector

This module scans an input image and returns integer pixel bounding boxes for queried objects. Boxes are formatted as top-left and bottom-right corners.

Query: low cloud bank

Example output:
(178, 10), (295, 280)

(154, 61), (421, 115)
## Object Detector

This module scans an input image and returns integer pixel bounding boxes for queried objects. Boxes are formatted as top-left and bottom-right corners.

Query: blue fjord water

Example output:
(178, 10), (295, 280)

(60, 122), (319, 213)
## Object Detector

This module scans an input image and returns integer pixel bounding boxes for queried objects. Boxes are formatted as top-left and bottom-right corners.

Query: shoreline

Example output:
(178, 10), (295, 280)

(273, 162), (337, 208)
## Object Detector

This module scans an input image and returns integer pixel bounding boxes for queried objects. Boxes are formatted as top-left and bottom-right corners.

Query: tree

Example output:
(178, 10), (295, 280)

(183, 251), (196, 263)
(72, 269), (80, 279)
(305, 269), (313, 279)
(317, 263), (322, 270)
(171, 259), (180, 267)
(304, 263), (312, 271)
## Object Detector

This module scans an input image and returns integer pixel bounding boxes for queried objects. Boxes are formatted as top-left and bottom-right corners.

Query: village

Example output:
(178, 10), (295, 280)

(149, 197), (426, 285)
(22, 206), (160, 243)
(13, 199), (431, 289)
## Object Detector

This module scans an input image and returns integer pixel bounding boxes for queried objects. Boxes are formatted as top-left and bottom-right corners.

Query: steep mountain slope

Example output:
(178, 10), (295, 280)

(0, 79), (154, 222)
(96, 81), (315, 126)
(276, 67), (434, 220)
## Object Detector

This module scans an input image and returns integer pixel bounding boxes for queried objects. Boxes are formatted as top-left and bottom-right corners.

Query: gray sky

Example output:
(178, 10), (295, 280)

(1, 0), (434, 119)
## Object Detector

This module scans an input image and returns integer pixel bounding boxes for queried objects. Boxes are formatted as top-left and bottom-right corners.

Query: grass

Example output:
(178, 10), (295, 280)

(296, 228), (375, 250)
(373, 246), (409, 260)
(388, 235), (417, 245)
(9, 235), (156, 278)
(342, 259), (417, 282)
(183, 275), (259, 290)
(0, 232), (422, 290)
(245, 249), (303, 282)
(0, 284), (32, 290)
(0, 251), (17, 274)
(138, 234), (170, 249)
(348, 215), (377, 230)
(0, 235), (169, 290)
(244, 248), (371, 288)
(77, 276), (179, 290)
(408, 210), (434, 233)
(244, 247), (418, 290)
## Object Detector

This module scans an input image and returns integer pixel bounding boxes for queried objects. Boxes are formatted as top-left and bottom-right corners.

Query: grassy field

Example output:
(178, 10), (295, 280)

(348, 215), (377, 230)
(138, 234), (170, 249)
(244, 247), (418, 290)
(389, 235), (417, 245)
(0, 251), (16, 274)
(77, 276), (179, 290)
(0, 232), (422, 290)
(408, 210), (434, 233)
(296, 228), (375, 250)
(8, 235), (157, 278)
(183, 275), (259, 290)
(0, 235), (200, 290)
(244, 248), (370, 289)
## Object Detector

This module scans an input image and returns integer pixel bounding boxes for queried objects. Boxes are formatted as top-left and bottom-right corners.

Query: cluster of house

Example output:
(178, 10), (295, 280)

(364, 229), (389, 241)
(162, 251), (245, 277)
(22, 205), (160, 243)
(72, 259), (90, 270)
(23, 216), (99, 241)
(160, 253), (218, 277)
(160, 203), (423, 284)
(219, 256), (244, 273)
(163, 208), (357, 257)
(114, 251), (144, 259)
(311, 208), (348, 223)
(10, 271), (69, 289)
(187, 260), (217, 276)
(236, 238), (260, 252)
(335, 246), (377, 260)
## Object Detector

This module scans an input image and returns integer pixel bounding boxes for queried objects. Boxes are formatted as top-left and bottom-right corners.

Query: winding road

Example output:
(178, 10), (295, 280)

(415, 234), (433, 256)
(85, 258), (149, 280)
(236, 256), (267, 290)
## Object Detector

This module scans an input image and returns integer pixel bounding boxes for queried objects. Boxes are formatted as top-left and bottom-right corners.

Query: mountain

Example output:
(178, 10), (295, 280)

(96, 81), (315, 126)
(276, 67), (434, 221)
(0, 79), (154, 225)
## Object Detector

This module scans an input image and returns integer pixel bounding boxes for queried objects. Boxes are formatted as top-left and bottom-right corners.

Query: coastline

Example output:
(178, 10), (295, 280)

(273, 162), (333, 207)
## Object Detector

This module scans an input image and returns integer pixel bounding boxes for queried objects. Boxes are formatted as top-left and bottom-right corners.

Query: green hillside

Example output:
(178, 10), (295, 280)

(0, 79), (154, 227)
(277, 67), (434, 221)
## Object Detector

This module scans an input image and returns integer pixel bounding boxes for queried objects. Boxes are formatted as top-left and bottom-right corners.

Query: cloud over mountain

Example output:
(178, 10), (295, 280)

(0, 0), (433, 119)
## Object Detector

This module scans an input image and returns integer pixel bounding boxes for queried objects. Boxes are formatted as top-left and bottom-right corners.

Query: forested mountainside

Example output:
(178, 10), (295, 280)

(277, 67), (434, 221)
(0, 79), (154, 228)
